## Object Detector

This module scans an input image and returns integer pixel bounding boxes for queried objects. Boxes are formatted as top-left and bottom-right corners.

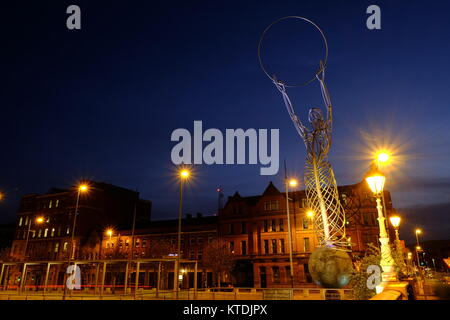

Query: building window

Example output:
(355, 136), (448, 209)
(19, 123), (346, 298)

(272, 267), (280, 283)
(271, 220), (276, 232)
(66, 226), (70, 235)
(271, 239), (277, 254)
(25, 216), (29, 226)
(280, 239), (285, 253)
(51, 228), (55, 237)
(22, 231), (26, 239)
(55, 200), (59, 208)
(49, 200), (52, 209)
(263, 220), (268, 232)
(135, 239), (140, 248)
(19, 217), (23, 226)
(241, 222), (247, 234)
(57, 227), (61, 236)
(44, 228), (48, 238)
(229, 241), (235, 254)
(285, 266), (291, 282)
(189, 250), (195, 259)
(264, 240), (269, 254)
(241, 240), (247, 255)
(301, 198), (307, 208)
(224, 224), (232, 235)
(341, 193), (347, 205)
(55, 243), (59, 253)
(304, 238), (310, 252)
(38, 229), (42, 238)
(279, 219), (284, 231)
(142, 240), (147, 248)
(197, 237), (203, 246)
(63, 242), (68, 251)
(264, 201), (279, 211)
(302, 218), (309, 229)
(198, 249), (203, 261)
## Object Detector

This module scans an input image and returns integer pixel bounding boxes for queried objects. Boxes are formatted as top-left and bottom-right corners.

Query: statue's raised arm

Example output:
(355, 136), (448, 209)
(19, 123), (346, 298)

(271, 76), (309, 139)
(316, 61), (332, 128)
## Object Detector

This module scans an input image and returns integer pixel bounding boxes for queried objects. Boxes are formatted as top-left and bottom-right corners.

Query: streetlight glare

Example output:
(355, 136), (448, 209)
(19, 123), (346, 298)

(288, 179), (298, 187)
(79, 184), (89, 192)
(415, 228), (422, 234)
(106, 228), (113, 237)
(306, 210), (314, 219)
(376, 152), (390, 164)
(389, 216), (401, 228)
(0, 192), (4, 201)
(36, 217), (44, 224)
(180, 169), (190, 179)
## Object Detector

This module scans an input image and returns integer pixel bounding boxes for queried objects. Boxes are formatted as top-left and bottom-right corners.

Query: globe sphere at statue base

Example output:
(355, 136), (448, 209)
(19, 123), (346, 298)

(308, 246), (353, 288)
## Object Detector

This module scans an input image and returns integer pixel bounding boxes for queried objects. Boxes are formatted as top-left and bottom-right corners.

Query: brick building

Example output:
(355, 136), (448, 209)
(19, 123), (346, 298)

(1, 179), (397, 291)
(218, 180), (395, 288)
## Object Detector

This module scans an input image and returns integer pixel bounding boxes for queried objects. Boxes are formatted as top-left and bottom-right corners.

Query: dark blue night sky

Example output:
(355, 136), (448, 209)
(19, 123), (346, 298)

(1, 0), (449, 244)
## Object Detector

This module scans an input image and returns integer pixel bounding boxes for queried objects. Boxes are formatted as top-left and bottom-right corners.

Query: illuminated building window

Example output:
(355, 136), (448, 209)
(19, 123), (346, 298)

(302, 218), (309, 229)
(38, 229), (42, 238)
(271, 239), (277, 253)
(301, 198), (307, 208)
(44, 228), (48, 237)
(142, 240), (147, 248)
(135, 239), (140, 248)
(25, 216), (29, 226)
(51, 228), (55, 237)
(19, 217), (23, 227)
(63, 242), (68, 251)
(32, 230), (36, 238)
(55, 243), (59, 253)
(304, 238), (310, 252)
(49, 201), (52, 209)
(66, 226), (70, 235)
(55, 200), (59, 208)
(272, 267), (280, 283)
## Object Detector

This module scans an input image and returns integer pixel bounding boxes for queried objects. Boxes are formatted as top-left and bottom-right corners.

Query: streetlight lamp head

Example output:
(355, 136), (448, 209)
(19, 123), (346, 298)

(79, 184), (89, 192)
(36, 217), (44, 224)
(376, 152), (390, 164)
(416, 245), (421, 251)
(106, 228), (113, 237)
(306, 210), (314, 219)
(415, 228), (422, 235)
(389, 216), (401, 229)
(288, 179), (298, 187)
(180, 169), (190, 179)
(365, 166), (386, 195)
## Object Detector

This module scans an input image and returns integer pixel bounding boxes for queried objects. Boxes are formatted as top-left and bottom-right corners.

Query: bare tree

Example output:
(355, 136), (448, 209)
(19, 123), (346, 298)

(203, 240), (236, 288)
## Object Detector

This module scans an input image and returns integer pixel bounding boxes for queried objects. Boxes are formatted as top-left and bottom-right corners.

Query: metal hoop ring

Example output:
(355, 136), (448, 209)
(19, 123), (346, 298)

(258, 16), (328, 87)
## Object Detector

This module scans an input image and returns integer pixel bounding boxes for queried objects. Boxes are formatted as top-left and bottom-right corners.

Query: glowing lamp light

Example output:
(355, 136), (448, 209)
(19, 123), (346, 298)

(415, 229), (422, 235)
(416, 246), (421, 251)
(0, 192), (4, 201)
(365, 167), (386, 195)
(389, 216), (401, 229)
(106, 228), (114, 238)
(36, 217), (45, 224)
(306, 210), (314, 219)
(376, 152), (390, 164)
(180, 169), (190, 179)
(288, 179), (298, 187)
(79, 184), (89, 192)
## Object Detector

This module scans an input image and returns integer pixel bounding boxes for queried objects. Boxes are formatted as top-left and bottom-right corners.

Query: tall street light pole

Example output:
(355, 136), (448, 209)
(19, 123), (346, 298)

(175, 169), (190, 299)
(284, 177), (297, 288)
(63, 183), (89, 300)
(365, 164), (397, 293)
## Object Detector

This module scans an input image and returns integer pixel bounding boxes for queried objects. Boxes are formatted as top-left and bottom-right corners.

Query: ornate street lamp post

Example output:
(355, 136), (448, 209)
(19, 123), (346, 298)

(365, 165), (397, 292)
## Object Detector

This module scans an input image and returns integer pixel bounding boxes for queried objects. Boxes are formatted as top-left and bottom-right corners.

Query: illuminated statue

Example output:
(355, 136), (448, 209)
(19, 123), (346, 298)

(272, 62), (347, 248)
